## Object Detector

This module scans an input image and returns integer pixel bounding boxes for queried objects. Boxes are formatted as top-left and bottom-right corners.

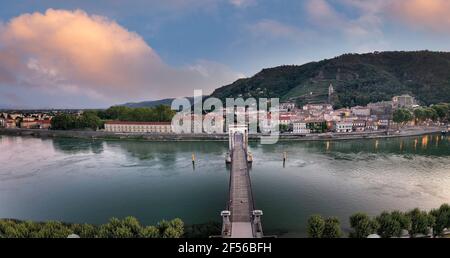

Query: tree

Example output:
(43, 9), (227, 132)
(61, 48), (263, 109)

(51, 113), (76, 130)
(413, 108), (427, 123)
(156, 219), (184, 238)
(390, 211), (411, 233)
(97, 217), (139, 238)
(79, 111), (103, 130)
(0, 217), (184, 238)
(424, 107), (438, 122)
(51, 112), (103, 131)
(376, 212), (402, 238)
(307, 215), (325, 238)
(349, 213), (377, 238)
(409, 208), (435, 237)
(431, 104), (450, 122)
(102, 105), (176, 122)
(322, 217), (342, 238)
(141, 226), (159, 238)
(30, 221), (72, 238)
(430, 204), (450, 237)
(70, 223), (97, 238)
(279, 124), (290, 133)
(393, 108), (413, 128)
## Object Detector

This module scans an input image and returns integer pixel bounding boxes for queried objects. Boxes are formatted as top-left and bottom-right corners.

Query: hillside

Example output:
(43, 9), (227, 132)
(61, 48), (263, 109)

(211, 51), (450, 108)
(120, 97), (195, 108)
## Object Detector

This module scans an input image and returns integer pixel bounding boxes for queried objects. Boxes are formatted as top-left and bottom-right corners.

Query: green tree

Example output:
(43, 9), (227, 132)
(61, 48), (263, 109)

(97, 217), (137, 238)
(141, 226), (160, 238)
(430, 204), (450, 237)
(70, 223), (97, 238)
(390, 211), (411, 232)
(413, 108), (427, 123)
(393, 108), (413, 128)
(376, 212), (402, 238)
(156, 218), (184, 238)
(51, 113), (76, 130)
(0, 217), (184, 238)
(30, 221), (72, 238)
(322, 217), (342, 238)
(409, 208), (435, 237)
(424, 107), (438, 121)
(431, 104), (450, 121)
(307, 215), (325, 238)
(79, 111), (103, 130)
(349, 213), (377, 238)
(279, 124), (290, 133)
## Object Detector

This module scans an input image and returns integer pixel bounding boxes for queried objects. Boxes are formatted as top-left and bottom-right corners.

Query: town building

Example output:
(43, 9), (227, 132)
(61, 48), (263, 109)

(303, 103), (333, 112)
(365, 120), (378, 131)
(104, 121), (173, 133)
(368, 101), (393, 116)
(377, 116), (391, 130)
(293, 121), (310, 134)
(5, 119), (16, 128)
(392, 94), (417, 109)
(334, 108), (352, 118)
(351, 106), (371, 117)
(279, 102), (296, 112)
(352, 120), (366, 132)
(20, 120), (51, 129)
(334, 120), (353, 133)
(305, 119), (327, 133)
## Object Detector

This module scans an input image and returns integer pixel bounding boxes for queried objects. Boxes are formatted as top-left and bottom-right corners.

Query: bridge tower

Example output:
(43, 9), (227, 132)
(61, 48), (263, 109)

(228, 124), (248, 151)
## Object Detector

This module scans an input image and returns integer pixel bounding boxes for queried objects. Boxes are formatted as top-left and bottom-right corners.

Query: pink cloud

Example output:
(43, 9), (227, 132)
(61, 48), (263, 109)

(388, 0), (450, 32)
(0, 9), (242, 104)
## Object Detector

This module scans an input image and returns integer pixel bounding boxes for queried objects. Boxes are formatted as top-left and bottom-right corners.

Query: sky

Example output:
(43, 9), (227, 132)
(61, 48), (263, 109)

(1, 0), (450, 109)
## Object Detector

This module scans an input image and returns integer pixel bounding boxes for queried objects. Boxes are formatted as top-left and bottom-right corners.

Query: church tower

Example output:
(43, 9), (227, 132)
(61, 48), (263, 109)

(328, 83), (334, 104)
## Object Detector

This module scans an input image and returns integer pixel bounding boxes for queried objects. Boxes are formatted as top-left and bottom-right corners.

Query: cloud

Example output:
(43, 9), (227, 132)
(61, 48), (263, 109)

(387, 0), (450, 32)
(0, 9), (242, 106)
(247, 19), (306, 42)
(339, 0), (450, 33)
(229, 0), (256, 8)
(305, 0), (387, 51)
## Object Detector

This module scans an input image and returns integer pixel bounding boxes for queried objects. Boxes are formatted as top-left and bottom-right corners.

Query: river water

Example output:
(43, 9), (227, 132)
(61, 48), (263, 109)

(1, 134), (449, 237)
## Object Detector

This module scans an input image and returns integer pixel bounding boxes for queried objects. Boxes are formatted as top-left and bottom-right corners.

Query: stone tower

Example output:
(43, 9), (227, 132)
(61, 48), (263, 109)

(328, 83), (334, 104)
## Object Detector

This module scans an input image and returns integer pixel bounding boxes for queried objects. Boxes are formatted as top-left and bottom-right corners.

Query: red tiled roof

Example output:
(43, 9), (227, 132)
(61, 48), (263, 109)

(105, 121), (171, 125)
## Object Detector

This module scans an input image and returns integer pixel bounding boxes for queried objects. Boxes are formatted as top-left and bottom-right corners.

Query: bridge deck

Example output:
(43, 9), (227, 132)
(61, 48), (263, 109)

(228, 134), (254, 238)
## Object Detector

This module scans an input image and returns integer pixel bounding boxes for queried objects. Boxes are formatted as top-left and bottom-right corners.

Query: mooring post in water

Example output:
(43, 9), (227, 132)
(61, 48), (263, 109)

(283, 151), (287, 167)
(192, 153), (196, 169)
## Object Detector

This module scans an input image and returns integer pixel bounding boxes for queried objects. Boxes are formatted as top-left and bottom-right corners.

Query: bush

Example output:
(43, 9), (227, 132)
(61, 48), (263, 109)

(307, 215), (325, 238)
(430, 204), (450, 237)
(0, 217), (184, 238)
(409, 208), (435, 237)
(322, 217), (342, 238)
(349, 213), (378, 238)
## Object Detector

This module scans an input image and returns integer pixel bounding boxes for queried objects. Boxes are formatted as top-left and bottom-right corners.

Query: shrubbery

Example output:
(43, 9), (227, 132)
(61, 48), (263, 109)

(307, 203), (450, 238)
(0, 217), (184, 238)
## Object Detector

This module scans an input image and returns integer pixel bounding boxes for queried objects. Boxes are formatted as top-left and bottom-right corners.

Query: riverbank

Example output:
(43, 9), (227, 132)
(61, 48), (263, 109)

(0, 127), (445, 142)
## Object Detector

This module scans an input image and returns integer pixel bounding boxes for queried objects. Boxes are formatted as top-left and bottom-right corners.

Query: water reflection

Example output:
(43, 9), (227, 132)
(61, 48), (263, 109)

(52, 138), (104, 154)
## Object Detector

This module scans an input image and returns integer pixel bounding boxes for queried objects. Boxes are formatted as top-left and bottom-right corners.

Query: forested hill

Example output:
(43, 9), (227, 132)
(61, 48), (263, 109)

(211, 51), (450, 108)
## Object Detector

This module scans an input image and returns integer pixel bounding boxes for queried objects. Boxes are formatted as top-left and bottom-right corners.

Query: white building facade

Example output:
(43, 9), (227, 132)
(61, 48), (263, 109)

(334, 121), (353, 133)
(293, 121), (310, 134)
(105, 121), (172, 133)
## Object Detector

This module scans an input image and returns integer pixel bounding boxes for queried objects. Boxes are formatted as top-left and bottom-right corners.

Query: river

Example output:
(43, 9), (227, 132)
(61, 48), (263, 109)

(1, 134), (449, 237)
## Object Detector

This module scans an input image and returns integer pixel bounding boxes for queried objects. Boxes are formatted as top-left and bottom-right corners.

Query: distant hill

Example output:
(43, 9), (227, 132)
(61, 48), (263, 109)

(121, 97), (195, 108)
(211, 51), (450, 108)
